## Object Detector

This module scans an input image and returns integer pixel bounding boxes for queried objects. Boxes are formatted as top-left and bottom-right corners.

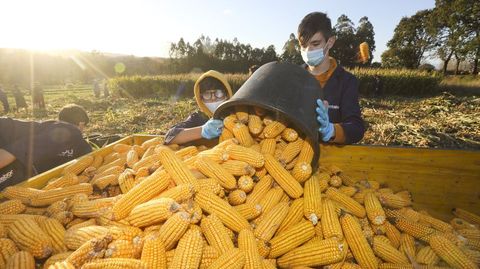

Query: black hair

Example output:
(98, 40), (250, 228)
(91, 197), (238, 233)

(58, 104), (89, 126)
(199, 77), (226, 93)
(298, 12), (333, 46)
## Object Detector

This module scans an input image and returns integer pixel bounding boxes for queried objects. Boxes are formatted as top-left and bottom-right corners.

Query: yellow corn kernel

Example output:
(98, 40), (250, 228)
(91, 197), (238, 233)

(277, 238), (346, 268)
(170, 229), (204, 269)
(322, 199), (343, 240)
(269, 220), (315, 258)
(365, 192), (386, 225)
(303, 175), (322, 225)
(264, 153), (303, 199)
(201, 214), (235, 255)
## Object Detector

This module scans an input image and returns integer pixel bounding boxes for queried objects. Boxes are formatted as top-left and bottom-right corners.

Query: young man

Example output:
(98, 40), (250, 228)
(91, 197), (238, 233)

(0, 104), (92, 190)
(298, 12), (365, 144)
(165, 70), (233, 145)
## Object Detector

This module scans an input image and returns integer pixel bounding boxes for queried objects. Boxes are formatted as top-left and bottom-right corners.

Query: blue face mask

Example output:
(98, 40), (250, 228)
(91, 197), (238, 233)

(301, 44), (328, 67)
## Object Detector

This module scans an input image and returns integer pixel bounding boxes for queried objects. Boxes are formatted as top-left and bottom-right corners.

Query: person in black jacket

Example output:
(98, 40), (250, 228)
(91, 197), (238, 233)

(298, 12), (365, 144)
(0, 104), (92, 190)
(164, 70), (233, 145)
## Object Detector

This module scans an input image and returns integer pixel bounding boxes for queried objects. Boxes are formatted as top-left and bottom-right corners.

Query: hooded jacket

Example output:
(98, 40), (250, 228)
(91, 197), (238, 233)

(164, 70), (233, 144)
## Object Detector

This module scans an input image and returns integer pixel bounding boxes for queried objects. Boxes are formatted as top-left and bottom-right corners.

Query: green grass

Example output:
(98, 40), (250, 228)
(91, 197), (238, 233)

(1, 83), (479, 150)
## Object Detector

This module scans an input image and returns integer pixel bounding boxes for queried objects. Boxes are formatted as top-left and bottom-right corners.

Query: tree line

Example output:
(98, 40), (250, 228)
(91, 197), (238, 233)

(382, 0), (480, 74)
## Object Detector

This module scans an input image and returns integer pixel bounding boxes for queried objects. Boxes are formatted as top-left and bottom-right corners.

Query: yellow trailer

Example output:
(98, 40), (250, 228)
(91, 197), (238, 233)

(9, 134), (480, 221)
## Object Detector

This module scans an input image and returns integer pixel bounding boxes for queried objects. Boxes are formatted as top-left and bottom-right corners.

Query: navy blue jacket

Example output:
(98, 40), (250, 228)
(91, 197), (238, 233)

(0, 118), (91, 190)
(319, 65), (365, 144)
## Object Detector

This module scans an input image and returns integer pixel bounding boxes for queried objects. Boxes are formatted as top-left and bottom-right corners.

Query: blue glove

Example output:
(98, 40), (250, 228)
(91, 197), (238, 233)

(201, 119), (224, 139)
(316, 99), (335, 142)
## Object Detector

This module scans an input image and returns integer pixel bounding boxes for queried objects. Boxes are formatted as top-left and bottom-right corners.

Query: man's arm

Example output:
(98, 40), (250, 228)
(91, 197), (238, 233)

(167, 126), (203, 145)
(0, 149), (16, 169)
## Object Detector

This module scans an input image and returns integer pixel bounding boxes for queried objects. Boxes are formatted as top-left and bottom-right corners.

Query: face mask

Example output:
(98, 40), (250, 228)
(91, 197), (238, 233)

(301, 44), (328, 67)
(204, 100), (224, 113)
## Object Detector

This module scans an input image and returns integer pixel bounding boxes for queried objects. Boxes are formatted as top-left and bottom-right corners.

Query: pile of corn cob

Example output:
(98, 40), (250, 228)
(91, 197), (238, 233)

(0, 106), (479, 269)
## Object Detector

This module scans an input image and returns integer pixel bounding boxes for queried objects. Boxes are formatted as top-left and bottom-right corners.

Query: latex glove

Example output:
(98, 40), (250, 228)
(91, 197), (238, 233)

(201, 119), (224, 139)
(316, 99), (335, 142)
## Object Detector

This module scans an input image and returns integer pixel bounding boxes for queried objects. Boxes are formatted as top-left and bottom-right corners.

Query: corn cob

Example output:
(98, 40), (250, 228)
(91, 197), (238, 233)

(322, 199), (344, 240)
(125, 149), (139, 168)
(418, 213), (453, 233)
(37, 217), (68, 254)
(255, 187), (285, 224)
(44, 173), (80, 190)
(263, 120), (287, 138)
(264, 153), (303, 198)
(269, 220), (315, 258)
(132, 153), (161, 172)
(207, 248), (246, 269)
(29, 183), (93, 207)
(234, 203), (262, 220)
(126, 198), (179, 227)
(1, 186), (44, 204)
(200, 214), (234, 254)
(90, 154), (103, 169)
(373, 236), (409, 264)
(254, 202), (289, 241)
(228, 190), (247, 205)
(457, 228), (480, 241)
(0, 238), (19, 263)
(383, 221), (401, 248)
(219, 127), (235, 142)
(226, 144), (265, 168)
(63, 155), (94, 175)
(261, 138), (277, 155)
(82, 258), (147, 269)
(277, 238), (346, 268)
(157, 183), (195, 203)
(194, 179), (222, 197)
(0, 223), (6, 238)
(232, 122), (255, 147)
(377, 193), (411, 209)
(196, 190), (251, 232)
(292, 161), (313, 183)
(303, 175), (322, 224)
(141, 235), (167, 269)
(326, 187), (366, 218)
(248, 114), (264, 135)
(112, 169), (170, 220)
(388, 216), (435, 240)
(452, 208), (480, 226)
(23, 206), (47, 215)
(262, 259), (277, 269)
(169, 229), (204, 269)
(365, 192), (386, 225)
(198, 245), (219, 269)
(96, 157), (127, 175)
(338, 186), (359, 197)
(104, 239), (136, 258)
(8, 218), (53, 258)
(328, 175), (342, 187)
(71, 198), (115, 219)
(246, 175), (273, 204)
(43, 252), (74, 269)
(0, 199), (26, 214)
(5, 251), (35, 269)
(46, 201), (68, 216)
(64, 225), (110, 250)
(66, 218), (96, 230)
(195, 156), (237, 190)
(237, 229), (262, 269)
(280, 127), (298, 142)
(451, 217), (477, 230)
(141, 136), (163, 150)
(155, 147), (197, 186)
(416, 246), (440, 265)
(277, 198), (304, 235)
(237, 175), (254, 193)
(340, 213), (378, 269)
(461, 247), (480, 265)
(158, 211), (191, 250)
(399, 233), (416, 261)
(429, 234), (478, 269)
(221, 160), (255, 176)
(279, 138), (304, 165)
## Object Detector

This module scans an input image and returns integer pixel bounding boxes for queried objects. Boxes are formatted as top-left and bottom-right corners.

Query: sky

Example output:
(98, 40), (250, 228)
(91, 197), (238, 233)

(0, 0), (436, 63)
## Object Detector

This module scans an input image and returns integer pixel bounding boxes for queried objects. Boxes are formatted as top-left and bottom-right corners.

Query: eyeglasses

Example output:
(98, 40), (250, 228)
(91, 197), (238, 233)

(201, 89), (226, 101)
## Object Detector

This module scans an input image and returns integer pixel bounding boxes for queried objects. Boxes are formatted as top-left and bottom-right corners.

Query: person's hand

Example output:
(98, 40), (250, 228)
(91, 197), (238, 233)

(201, 119), (224, 139)
(316, 99), (335, 142)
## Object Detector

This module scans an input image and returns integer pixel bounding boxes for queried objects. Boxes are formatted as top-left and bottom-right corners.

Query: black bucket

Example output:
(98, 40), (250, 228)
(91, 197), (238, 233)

(214, 61), (323, 169)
